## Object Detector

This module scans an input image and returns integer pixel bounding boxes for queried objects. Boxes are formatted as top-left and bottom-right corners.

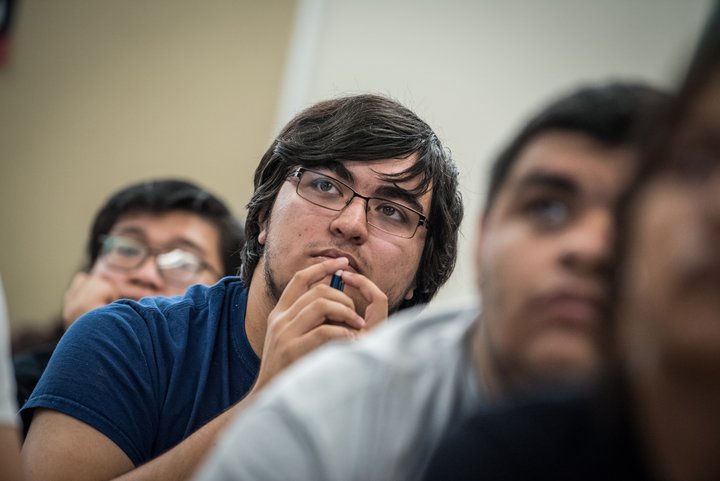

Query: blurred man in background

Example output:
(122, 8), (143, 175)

(13, 178), (244, 412)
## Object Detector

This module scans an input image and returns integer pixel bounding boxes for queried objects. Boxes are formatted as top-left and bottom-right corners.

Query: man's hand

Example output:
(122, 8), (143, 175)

(62, 272), (120, 328)
(252, 257), (388, 392)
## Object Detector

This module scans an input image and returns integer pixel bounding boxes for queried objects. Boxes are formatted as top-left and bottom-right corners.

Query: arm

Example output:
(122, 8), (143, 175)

(0, 425), (23, 481)
(23, 401), (252, 481)
(23, 410), (133, 481)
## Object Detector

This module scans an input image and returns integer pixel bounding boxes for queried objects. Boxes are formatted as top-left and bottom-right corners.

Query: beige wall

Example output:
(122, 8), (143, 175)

(0, 1), (296, 331)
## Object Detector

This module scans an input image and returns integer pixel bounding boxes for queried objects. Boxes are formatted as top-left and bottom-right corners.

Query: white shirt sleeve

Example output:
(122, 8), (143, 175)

(0, 276), (19, 426)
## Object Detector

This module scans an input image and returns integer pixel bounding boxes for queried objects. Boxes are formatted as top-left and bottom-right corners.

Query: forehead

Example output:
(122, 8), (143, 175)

(498, 131), (635, 202)
(110, 210), (220, 253)
(333, 154), (420, 181)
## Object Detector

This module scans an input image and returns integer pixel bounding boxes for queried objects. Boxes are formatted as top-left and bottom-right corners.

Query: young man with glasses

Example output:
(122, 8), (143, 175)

(13, 178), (244, 417)
(191, 83), (669, 481)
(21, 94), (464, 481)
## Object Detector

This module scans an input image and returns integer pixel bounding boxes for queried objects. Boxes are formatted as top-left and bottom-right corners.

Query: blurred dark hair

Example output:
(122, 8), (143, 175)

(239, 94), (463, 310)
(87, 179), (244, 277)
(484, 82), (670, 213)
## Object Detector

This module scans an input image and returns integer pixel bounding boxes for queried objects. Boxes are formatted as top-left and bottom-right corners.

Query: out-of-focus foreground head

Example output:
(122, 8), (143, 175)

(475, 82), (670, 394)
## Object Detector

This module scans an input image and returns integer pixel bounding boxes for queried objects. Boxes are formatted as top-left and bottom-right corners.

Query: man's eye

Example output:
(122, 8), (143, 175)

(376, 203), (409, 224)
(525, 198), (571, 228)
(116, 245), (142, 257)
(309, 178), (343, 195)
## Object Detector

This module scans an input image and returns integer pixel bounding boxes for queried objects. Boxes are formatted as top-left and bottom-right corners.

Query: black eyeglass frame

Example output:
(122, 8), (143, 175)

(288, 167), (430, 239)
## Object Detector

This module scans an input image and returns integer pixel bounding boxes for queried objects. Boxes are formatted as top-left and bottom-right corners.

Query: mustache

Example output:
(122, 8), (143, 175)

(307, 241), (370, 276)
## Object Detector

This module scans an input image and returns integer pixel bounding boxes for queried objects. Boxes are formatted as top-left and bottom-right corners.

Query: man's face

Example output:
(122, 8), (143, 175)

(476, 131), (634, 389)
(90, 210), (224, 300)
(620, 75), (720, 375)
(255, 155), (431, 314)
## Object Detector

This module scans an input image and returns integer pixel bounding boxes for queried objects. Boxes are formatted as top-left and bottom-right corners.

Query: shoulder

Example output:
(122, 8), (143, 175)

(131, 276), (247, 318)
(73, 277), (247, 338)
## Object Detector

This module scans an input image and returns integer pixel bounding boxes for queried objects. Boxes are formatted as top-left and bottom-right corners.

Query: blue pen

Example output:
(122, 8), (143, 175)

(330, 270), (344, 291)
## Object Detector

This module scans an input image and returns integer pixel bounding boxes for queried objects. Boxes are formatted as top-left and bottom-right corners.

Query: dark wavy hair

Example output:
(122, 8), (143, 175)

(239, 94), (463, 310)
(485, 82), (671, 214)
(87, 179), (245, 276)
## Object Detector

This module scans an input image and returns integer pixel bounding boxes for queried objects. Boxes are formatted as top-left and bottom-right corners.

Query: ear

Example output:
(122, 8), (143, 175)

(258, 224), (267, 245)
(257, 208), (269, 246)
(404, 286), (415, 301)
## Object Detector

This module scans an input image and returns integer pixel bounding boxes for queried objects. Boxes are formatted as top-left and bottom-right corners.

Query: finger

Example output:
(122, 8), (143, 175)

(287, 294), (365, 335)
(339, 271), (388, 328)
(91, 272), (122, 302)
(288, 323), (359, 359)
(276, 257), (350, 310)
(63, 273), (120, 324)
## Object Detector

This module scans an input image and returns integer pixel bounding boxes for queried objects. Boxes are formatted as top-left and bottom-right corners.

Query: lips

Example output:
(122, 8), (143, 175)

(531, 292), (605, 329)
(313, 248), (362, 274)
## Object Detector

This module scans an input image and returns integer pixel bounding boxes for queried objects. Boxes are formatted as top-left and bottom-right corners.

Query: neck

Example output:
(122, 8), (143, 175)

(632, 366), (720, 481)
(244, 261), (275, 358)
(471, 315), (505, 401)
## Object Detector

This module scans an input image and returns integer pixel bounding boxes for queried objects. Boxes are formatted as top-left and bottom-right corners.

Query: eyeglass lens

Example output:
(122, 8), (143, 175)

(100, 235), (208, 285)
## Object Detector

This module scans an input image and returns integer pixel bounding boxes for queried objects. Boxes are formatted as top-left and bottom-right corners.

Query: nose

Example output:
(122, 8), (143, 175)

(559, 208), (613, 277)
(329, 196), (370, 244)
(127, 256), (165, 295)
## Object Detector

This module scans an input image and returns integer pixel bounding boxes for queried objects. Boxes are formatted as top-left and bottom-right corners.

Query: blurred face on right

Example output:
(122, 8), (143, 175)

(476, 130), (635, 390)
(620, 72), (720, 376)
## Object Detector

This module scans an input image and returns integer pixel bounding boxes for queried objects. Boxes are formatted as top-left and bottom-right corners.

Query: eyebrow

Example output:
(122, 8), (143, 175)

(512, 171), (579, 196)
(111, 226), (208, 256)
(322, 162), (355, 183)
(373, 184), (425, 213)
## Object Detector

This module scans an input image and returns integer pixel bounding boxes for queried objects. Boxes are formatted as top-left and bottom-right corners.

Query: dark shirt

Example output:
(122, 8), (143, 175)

(20, 277), (259, 465)
(14, 343), (56, 416)
(423, 384), (658, 481)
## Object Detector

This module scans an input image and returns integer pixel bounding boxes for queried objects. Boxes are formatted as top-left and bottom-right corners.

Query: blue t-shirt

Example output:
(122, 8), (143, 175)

(21, 277), (259, 466)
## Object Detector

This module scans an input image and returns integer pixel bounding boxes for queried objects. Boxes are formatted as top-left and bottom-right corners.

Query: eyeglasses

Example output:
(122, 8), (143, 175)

(288, 168), (429, 239)
(99, 235), (221, 286)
